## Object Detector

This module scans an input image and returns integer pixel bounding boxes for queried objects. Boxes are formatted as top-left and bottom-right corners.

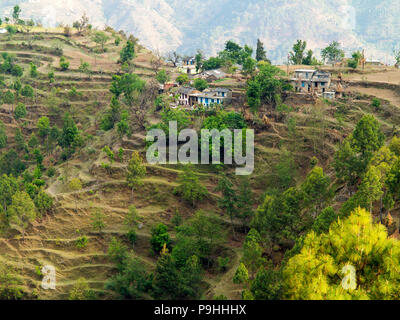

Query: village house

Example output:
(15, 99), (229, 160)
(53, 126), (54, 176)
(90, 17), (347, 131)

(291, 69), (332, 94)
(178, 57), (198, 75)
(177, 86), (196, 105)
(198, 69), (227, 82)
(176, 86), (232, 107)
(188, 87), (232, 107)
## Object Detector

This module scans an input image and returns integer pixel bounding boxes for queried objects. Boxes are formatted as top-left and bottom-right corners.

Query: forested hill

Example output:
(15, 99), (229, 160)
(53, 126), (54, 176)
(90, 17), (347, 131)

(1, 0), (399, 63)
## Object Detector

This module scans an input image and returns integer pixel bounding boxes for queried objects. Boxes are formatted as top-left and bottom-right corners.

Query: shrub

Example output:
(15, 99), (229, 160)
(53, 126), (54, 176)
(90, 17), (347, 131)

(75, 236), (89, 249)
(59, 56), (70, 71)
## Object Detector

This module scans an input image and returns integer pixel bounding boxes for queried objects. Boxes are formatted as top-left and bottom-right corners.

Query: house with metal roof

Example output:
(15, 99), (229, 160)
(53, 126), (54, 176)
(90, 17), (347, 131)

(290, 69), (332, 94)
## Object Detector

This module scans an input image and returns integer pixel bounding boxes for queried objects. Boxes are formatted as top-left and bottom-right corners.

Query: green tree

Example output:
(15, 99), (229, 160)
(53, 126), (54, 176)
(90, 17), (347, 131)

(352, 114), (384, 162)
(358, 165), (383, 212)
(150, 223), (171, 254)
(0, 120), (7, 149)
(174, 165), (208, 207)
(172, 211), (224, 267)
(126, 151), (146, 200)
(242, 229), (265, 278)
(37, 116), (50, 140)
(289, 40), (307, 65)
(236, 177), (254, 230)
(91, 209), (105, 233)
(301, 166), (331, 215)
(156, 69), (169, 85)
(233, 262), (249, 284)
(14, 103), (26, 120)
(0, 174), (18, 215)
(215, 174), (238, 239)
(8, 191), (37, 238)
(242, 57), (257, 76)
(92, 31), (109, 52)
(246, 63), (289, 112)
(312, 206), (337, 235)
(333, 136), (361, 189)
(120, 40), (135, 63)
(59, 56), (70, 71)
(176, 73), (189, 85)
(29, 62), (38, 78)
(321, 41), (345, 66)
(255, 39), (267, 62)
(12, 5), (21, 23)
(284, 207), (400, 300)
(250, 267), (283, 300)
(193, 78), (209, 92)
(59, 112), (78, 149)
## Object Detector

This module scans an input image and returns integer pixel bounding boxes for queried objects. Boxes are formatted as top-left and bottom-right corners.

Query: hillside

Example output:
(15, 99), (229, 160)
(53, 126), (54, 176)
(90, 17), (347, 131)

(1, 0), (399, 63)
(1, 17), (400, 301)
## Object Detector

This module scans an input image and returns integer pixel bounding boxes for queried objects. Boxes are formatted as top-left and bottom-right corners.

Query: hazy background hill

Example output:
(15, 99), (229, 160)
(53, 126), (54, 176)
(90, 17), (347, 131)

(1, 0), (399, 63)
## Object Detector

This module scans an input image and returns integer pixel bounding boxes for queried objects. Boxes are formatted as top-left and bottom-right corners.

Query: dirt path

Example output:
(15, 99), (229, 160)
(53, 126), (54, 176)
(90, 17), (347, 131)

(346, 85), (400, 107)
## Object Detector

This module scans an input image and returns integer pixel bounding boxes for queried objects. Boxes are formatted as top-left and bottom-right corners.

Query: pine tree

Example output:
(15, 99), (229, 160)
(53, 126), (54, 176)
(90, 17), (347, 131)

(284, 207), (400, 300)
(255, 39), (267, 62)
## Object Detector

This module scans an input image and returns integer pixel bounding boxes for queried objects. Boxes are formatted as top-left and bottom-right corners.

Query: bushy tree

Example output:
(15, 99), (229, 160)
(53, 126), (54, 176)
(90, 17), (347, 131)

(284, 207), (400, 299)
(150, 223), (171, 254)
(193, 78), (209, 92)
(120, 40), (135, 63)
(174, 165), (208, 207)
(321, 41), (345, 66)
(126, 151), (146, 200)
(8, 191), (37, 238)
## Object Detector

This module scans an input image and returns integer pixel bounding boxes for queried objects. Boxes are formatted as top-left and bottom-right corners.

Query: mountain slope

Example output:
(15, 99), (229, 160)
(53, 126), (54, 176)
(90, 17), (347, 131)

(0, 1), (398, 63)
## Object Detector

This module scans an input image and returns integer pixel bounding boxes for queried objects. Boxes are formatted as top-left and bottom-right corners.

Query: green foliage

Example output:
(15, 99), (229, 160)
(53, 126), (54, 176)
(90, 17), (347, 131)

(8, 191), (37, 237)
(100, 96), (121, 131)
(14, 103), (27, 120)
(37, 117), (50, 138)
(126, 151), (146, 197)
(107, 237), (128, 269)
(289, 40), (307, 65)
(176, 73), (189, 85)
(120, 40), (135, 63)
(152, 252), (203, 299)
(75, 236), (89, 249)
(321, 41), (345, 65)
(301, 166), (331, 213)
(172, 210), (224, 267)
(29, 62), (38, 78)
(251, 267), (283, 300)
(106, 255), (151, 299)
(150, 223), (171, 254)
(202, 57), (223, 70)
(92, 31), (109, 52)
(372, 98), (381, 109)
(69, 278), (93, 300)
(233, 262), (249, 284)
(91, 209), (105, 233)
(21, 85), (34, 98)
(312, 206), (337, 234)
(59, 56), (70, 71)
(0, 120), (7, 149)
(193, 78), (209, 92)
(174, 165), (208, 207)
(156, 69), (169, 84)
(246, 63), (289, 112)
(284, 207), (400, 299)
(255, 39), (267, 62)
